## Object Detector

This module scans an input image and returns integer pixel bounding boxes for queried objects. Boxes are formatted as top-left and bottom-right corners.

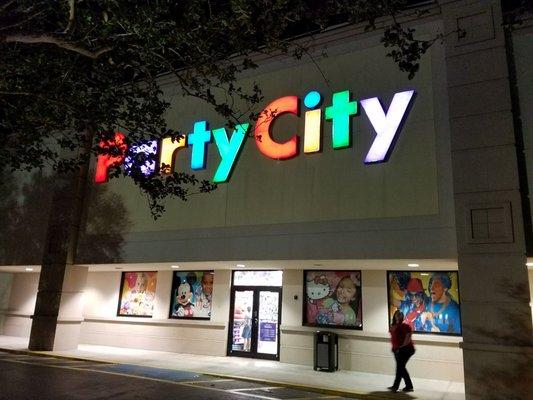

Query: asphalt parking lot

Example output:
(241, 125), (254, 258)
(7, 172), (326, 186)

(0, 351), (363, 400)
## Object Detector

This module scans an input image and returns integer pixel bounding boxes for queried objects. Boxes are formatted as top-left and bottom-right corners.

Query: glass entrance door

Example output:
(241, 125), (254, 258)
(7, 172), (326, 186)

(228, 286), (282, 360)
(256, 289), (280, 356)
(229, 289), (254, 354)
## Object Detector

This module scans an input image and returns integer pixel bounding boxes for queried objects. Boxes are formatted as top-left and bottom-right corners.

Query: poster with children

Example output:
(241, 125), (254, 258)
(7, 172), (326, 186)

(303, 270), (362, 329)
(169, 271), (214, 319)
(117, 271), (158, 317)
(387, 271), (462, 335)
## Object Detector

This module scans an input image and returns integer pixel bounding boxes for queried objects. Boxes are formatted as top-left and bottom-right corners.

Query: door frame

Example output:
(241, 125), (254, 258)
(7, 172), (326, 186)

(227, 284), (282, 361)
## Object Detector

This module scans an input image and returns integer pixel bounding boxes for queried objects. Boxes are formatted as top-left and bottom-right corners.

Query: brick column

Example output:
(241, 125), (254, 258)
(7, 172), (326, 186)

(441, 1), (533, 398)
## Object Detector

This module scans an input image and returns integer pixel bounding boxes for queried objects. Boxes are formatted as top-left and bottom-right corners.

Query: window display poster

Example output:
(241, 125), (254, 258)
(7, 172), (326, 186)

(117, 271), (158, 317)
(387, 271), (462, 335)
(169, 271), (214, 319)
(303, 270), (362, 329)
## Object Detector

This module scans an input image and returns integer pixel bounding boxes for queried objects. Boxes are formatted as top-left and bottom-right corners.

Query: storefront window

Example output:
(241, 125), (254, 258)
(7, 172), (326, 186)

(233, 270), (283, 287)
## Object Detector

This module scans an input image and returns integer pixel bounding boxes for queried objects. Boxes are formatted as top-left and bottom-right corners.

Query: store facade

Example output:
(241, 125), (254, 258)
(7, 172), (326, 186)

(0, 1), (532, 399)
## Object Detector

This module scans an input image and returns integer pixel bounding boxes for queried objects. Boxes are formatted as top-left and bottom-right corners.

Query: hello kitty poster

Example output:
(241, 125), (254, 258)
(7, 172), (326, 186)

(303, 270), (362, 329)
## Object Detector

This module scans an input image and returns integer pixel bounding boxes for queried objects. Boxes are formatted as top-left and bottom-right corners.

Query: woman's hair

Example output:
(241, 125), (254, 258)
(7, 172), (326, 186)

(392, 310), (404, 325)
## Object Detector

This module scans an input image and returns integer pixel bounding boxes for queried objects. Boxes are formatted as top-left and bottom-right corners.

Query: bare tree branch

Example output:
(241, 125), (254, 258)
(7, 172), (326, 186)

(63, 0), (76, 34)
(0, 0), (16, 14)
(3, 34), (111, 59)
(0, 9), (46, 32)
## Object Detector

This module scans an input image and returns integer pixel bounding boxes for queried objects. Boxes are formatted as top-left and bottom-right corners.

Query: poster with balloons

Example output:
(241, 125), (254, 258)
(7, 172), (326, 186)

(117, 271), (158, 317)
(387, 271), (462, 335)
(169, 271), (214, 319)
(303, 270), (362, 329)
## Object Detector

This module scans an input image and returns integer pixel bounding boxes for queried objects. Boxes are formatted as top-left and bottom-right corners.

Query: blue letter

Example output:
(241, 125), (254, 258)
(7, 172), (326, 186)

(188, 121), (211, 170)
(212, 123), (249, 183)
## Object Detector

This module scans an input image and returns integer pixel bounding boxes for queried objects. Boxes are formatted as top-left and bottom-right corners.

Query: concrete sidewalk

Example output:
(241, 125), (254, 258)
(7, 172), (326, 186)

(0, 335), (465, 400)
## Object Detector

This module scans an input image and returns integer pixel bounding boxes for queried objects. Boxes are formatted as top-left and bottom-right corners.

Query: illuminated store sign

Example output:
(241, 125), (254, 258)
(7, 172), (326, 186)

(95, 89), (415, 184)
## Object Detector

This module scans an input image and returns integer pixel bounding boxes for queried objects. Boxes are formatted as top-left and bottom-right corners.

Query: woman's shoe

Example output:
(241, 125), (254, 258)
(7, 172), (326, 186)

(402, 387), (414, 392)
(387, 386), (398, 392)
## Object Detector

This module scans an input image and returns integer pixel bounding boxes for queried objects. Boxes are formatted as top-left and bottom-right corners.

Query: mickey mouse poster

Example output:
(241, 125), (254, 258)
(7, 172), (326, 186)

(169, 271), (214, 319)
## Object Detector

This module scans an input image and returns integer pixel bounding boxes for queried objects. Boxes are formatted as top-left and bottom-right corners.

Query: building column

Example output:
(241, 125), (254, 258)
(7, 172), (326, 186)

(29, 166), (89, 351)
(441, 1), (533, 398)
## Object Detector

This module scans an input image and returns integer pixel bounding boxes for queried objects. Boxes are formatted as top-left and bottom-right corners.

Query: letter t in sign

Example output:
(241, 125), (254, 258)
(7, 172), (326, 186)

(325, 90), (357, 149)
(188, 120), (212, 170)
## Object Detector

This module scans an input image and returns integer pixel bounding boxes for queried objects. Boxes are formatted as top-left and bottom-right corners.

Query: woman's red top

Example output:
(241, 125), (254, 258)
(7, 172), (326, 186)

(390, 322), (414, 351)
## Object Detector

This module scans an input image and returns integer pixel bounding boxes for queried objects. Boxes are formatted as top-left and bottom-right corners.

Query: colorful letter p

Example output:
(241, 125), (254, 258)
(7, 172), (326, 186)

(94, 132), (128, 183)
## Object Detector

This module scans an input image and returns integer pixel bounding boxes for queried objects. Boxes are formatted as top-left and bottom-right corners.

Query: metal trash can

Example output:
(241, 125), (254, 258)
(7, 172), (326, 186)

(314, 331), (338, 372)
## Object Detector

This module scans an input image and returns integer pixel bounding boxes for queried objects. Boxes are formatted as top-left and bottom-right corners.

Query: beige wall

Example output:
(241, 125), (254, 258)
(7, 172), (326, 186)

(81, 268), (465, 381)
(2, 272), (38, 337)
(0, 273), (13, 333)
(77, 20), (457, 265)
(89, 40), (440, 232)
(80, 270), (231, 356)
(2, 268), (464, 381)
(281, 270), (463, 381)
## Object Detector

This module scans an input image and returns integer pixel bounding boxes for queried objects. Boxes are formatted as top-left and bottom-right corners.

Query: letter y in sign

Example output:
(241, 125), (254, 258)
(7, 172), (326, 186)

(361, 90), (416, 164)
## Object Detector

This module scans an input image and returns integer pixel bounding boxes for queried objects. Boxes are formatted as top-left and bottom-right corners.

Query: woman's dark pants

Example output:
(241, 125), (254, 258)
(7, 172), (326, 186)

(392, 346), (415, 389)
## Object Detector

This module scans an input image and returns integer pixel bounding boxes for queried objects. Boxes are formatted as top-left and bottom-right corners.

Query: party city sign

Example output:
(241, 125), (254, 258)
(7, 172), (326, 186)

(95, 89), (416, 184)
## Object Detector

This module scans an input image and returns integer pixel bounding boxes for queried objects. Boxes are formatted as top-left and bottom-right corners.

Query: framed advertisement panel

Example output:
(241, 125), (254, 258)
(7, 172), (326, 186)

(169, 270), (214, 320)
(303, 270), (362, 330)
(387, 271), (462, 335)
(117, 271), (158, 317)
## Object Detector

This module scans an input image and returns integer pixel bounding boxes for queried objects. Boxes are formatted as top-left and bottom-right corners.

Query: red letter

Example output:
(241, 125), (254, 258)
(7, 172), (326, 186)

(94, 132), (128, 183)
(254, 96), (299, 159)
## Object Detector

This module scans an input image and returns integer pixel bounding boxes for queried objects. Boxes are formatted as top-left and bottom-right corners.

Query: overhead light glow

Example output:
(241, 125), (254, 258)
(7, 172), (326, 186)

(25, 267), (33, 272)
(408, 263), (420, 268)
(236, 264), (245, 268)
(171, 265), (180, 269)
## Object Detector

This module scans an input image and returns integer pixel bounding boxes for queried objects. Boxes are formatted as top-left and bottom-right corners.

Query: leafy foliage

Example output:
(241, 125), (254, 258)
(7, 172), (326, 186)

(0, 0), (437, 218)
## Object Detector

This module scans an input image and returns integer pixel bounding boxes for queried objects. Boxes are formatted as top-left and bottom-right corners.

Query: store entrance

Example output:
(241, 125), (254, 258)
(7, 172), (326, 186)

(227, 271), (282, 360)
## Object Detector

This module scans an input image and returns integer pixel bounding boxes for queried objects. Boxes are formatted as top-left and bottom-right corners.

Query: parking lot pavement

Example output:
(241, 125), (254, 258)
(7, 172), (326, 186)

(0, 351), (367, 400)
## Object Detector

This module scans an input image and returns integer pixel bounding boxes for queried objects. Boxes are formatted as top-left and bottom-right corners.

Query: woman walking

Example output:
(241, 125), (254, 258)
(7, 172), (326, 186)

(389, 310), (415, 392)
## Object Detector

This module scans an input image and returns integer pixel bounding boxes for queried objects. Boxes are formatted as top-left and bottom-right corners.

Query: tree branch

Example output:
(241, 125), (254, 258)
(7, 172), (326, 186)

(0, 0), (16, 14)
(0, 9), (46, 32)
(3, 34), (111, 59)
(63, 0), (76, 34)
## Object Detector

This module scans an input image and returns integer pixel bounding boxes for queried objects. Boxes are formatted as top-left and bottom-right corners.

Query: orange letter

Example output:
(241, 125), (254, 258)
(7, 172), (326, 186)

(254, 96), (299, 159)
